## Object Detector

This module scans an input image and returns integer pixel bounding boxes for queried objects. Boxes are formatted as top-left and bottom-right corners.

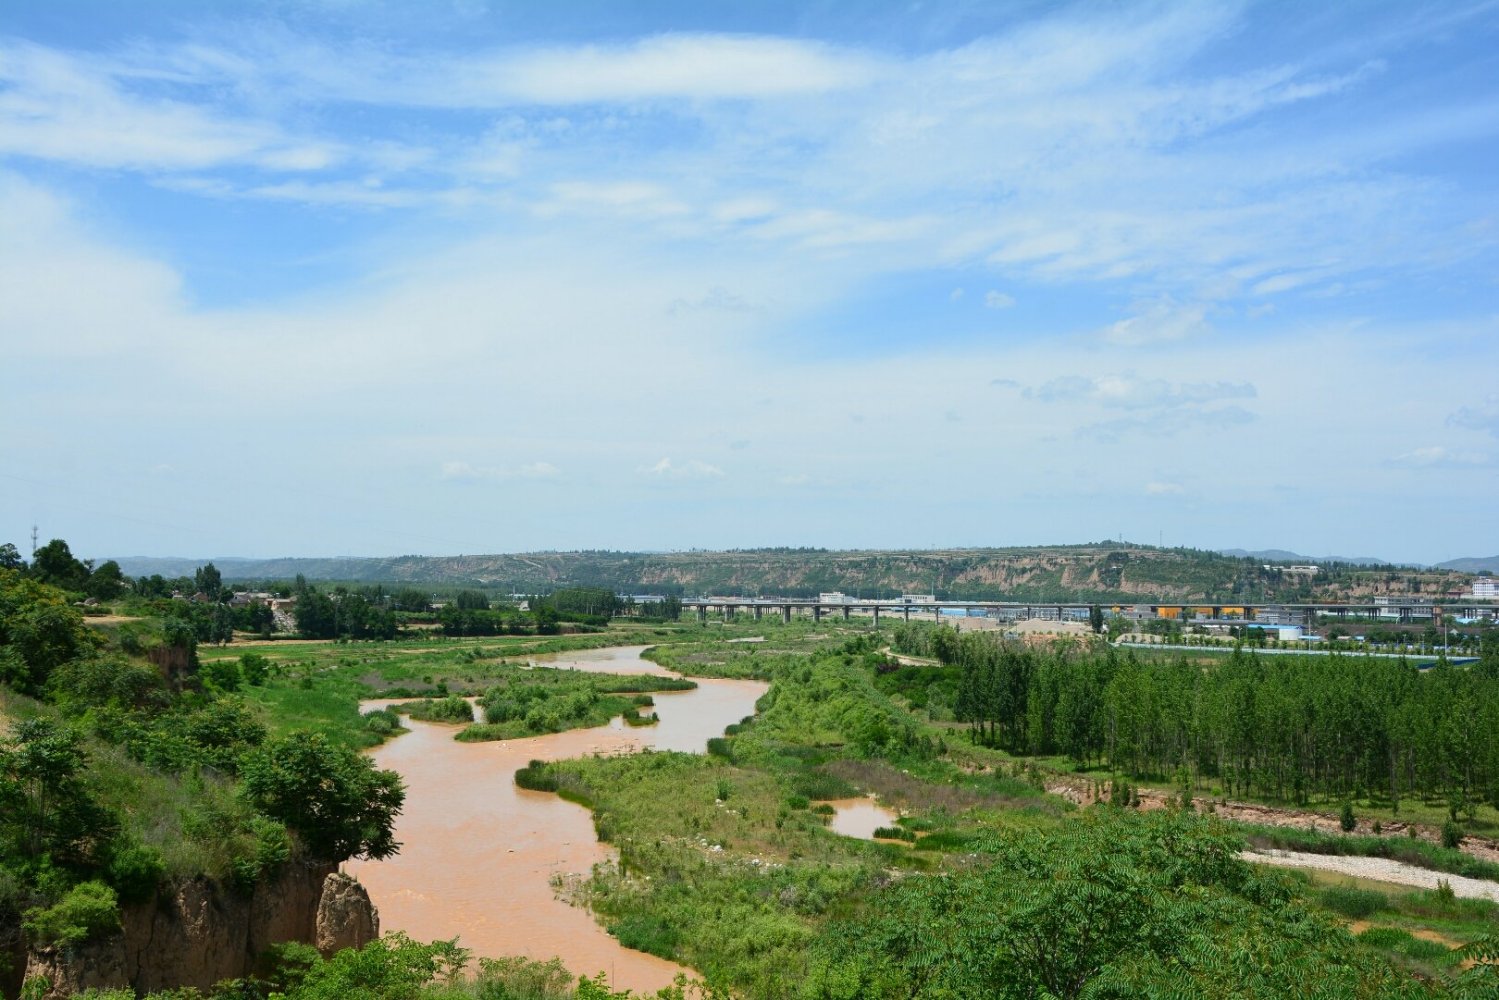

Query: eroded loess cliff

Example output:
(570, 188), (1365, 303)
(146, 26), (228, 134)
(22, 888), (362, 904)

(12, 865), (377, 1000)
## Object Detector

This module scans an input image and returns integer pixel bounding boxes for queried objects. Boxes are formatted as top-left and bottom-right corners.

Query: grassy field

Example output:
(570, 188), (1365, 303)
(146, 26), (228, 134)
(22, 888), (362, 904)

(1291, 868), (1499, 979)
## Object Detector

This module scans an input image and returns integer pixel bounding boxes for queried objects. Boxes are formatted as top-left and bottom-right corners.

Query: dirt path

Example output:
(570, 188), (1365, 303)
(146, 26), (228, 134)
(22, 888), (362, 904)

(1043, 775), (1499, 865)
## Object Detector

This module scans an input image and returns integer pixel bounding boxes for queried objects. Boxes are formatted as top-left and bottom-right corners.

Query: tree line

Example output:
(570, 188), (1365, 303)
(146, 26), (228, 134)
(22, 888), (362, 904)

(891, 624), (1499, 816)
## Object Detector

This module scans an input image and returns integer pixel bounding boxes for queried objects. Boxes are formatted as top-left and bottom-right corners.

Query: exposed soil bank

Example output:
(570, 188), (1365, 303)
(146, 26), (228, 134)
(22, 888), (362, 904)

(349, 646), (766, 995)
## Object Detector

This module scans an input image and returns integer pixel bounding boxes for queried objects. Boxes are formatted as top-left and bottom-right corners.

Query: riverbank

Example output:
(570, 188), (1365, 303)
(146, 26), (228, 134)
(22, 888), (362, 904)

(347, 646), (767, 994)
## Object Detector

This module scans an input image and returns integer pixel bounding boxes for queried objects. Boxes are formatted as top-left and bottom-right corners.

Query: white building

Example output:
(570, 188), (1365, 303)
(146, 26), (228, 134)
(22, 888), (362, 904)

(818, 592), (856, 604)
(1468, 577), (1498, 600)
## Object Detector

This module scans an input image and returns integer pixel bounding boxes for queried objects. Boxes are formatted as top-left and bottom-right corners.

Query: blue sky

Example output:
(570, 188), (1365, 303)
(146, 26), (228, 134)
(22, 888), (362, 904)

(2, 0), (1497, 564)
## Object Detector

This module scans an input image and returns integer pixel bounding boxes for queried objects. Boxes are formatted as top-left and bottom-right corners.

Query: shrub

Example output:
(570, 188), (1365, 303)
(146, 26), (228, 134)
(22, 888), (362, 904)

(791, 770), (857, 800)
(1358, 927), (1413, 949)
(239, 653), (269, 686)
(1441, 821), (1463, 849)
(1317, 886), (1386, 919)
(104, 840), (164, 903)
(1339, 801), (1356, 833)
(362, 708), (401, 736)
(515, 761), (559, 793)
(706, 737), (733, 760)
(872, 826), (916, 842)
(23, 881), (120, 948)
(607, 914), (679, 959)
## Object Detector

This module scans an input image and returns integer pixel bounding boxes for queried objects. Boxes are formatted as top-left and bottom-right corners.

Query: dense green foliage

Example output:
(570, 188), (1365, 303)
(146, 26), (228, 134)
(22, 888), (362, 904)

(240, 733), (404, 861)
(801, 809), (1492, 999)
(893, 623), (1499, 820)
(0, 547), (408, 967)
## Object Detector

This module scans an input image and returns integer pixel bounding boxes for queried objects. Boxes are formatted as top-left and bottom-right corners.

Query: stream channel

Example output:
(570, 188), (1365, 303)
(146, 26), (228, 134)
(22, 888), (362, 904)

(346, 646), (768, 994)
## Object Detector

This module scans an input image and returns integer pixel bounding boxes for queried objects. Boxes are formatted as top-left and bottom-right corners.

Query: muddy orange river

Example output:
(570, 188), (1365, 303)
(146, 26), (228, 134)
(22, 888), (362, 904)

(346, 646), (767, 994)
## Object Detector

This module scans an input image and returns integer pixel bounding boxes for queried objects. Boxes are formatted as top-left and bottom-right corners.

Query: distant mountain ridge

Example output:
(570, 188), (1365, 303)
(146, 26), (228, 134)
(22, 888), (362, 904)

(109, 544), (1481, 604)
(1433, 555), (1499, 574)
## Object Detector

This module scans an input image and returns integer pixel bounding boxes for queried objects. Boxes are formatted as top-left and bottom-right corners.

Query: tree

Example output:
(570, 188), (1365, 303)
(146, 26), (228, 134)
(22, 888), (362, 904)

(0, 570), (95, 695)
(1089, 605), (1105, 634)
(0, 719), (116, 867)
(0, 543), (25, 571)
(85, 560), (126, 601)
(195, 562), (223, 600)
(294, 589), (338, 639)
(30, 539), (90, 592)
(240, 733), (405, 861)
(455, 590), (489, 611)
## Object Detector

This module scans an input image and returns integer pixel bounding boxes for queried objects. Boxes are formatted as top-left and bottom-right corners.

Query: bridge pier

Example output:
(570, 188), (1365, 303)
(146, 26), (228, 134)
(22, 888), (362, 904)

(842, 606), (851, 621)
(814, 607), (823, 623)
(753, 605), (763, 620)
(783, 605), (792, 624)
(698, 606), (707, 622)
(903, 607), (910, 621)
(872, 606), (880, 627)
(725, 605), (735, 621)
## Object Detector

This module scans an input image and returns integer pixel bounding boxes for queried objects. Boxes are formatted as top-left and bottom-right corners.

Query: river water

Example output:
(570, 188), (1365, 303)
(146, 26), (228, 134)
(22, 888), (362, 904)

(825, 797), (900, 840)
(346, 646), (767, 994)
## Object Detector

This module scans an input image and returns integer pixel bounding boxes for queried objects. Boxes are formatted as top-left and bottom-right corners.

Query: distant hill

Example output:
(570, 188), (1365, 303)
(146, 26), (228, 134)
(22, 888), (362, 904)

(1434, 555), (1499, 574)
(112, 544), (1475, 604)
(1216, 549), (1394, 567)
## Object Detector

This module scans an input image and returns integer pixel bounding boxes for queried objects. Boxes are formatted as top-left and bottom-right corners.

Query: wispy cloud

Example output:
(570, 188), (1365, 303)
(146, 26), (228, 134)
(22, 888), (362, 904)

(1386, 446), (1492, 470)
(641, 458), (725, 480)
(1102, 297), (1212, 347)
(0, 40), (339, 172)
(1025, 375), (1255, 410)
(1448, 395), (1499, 438)
(441, 461), (562, 482)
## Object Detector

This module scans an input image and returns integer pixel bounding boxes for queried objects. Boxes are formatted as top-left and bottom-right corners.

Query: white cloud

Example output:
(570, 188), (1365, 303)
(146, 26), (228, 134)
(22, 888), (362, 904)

(1102, 297), (1212, 346)
(1025, 374), (1255, 410)
(489, 34), (880, 103)
(984, 290), (1015, 309)
(1145, 481), (1184, 496)
(642, 458), (725, 479)
(0, 40), (339, 172)
(441, 461), (563, 482)
(1387, 447), (1492, 469)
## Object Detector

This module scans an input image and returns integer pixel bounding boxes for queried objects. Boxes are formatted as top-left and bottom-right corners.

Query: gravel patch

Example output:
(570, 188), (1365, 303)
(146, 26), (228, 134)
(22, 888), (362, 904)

(1243, 849), (1499, 901)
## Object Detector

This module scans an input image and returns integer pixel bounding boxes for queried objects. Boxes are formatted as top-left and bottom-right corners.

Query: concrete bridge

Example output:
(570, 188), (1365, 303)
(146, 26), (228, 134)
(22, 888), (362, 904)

(679, 598), (1497, 627)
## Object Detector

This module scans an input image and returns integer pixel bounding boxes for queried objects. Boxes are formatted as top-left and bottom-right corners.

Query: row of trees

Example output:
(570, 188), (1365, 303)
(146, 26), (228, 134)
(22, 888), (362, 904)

(892, 624), (1499, 812)
(1, 539), (130, 602)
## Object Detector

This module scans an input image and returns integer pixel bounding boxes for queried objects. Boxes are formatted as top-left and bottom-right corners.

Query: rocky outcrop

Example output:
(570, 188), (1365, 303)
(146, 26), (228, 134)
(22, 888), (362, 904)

(14, 862), (379, 1000)
(315, 872), (378, 955)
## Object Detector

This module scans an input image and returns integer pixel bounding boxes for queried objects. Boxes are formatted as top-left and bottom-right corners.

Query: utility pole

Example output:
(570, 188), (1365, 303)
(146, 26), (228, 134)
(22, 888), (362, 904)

(30, 524), (38, 557)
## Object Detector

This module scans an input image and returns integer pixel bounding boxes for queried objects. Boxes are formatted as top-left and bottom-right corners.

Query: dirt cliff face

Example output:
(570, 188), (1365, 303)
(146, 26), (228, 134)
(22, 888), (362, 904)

(17, 865), (377, 1000)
